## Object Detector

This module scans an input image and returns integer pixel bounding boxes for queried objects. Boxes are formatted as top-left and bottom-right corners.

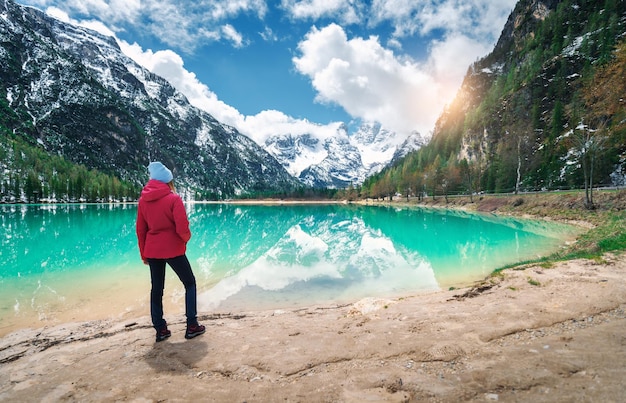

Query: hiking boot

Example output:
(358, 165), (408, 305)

(156, 327), (171, 342)
(185, 323), (206, 339)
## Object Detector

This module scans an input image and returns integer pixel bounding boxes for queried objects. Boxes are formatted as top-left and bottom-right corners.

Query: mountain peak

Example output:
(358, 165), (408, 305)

(0, 0), (299, 202)
(263, 122), (421, 188)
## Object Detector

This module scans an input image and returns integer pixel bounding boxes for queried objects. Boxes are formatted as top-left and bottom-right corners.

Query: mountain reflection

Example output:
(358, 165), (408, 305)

(190, 204), (576, 311)
(0, 203), (576, 317)
(192, 204), (439, 311)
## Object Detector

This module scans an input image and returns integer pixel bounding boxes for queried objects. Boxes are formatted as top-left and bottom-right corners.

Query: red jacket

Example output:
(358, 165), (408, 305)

(136, 179), (191, 261)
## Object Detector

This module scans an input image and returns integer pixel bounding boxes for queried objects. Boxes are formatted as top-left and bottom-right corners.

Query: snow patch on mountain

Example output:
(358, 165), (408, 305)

(263, 133), (326, 177)
(262, 122), (424, 188)
(1, 0), (299, 197)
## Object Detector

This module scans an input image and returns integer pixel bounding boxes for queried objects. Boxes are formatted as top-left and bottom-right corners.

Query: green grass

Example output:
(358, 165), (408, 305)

(491, 209), (625, 277)
(561, 211), (626, 259)
(527, 277), (541, 286)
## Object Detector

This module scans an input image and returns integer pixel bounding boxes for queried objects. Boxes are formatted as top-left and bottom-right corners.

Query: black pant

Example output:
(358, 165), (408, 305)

(147, 255), (198, 330)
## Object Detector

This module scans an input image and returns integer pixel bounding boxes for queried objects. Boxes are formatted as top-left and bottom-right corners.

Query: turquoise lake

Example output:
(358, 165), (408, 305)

(0, 203), (579, 335)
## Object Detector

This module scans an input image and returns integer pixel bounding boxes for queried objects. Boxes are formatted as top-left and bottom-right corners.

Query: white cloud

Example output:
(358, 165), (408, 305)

(138, 0), (268, 51)
(44, 6), (117, 38)
(120, 42), (242, 122)
(281, 0), (363, 25)
(427, 33), (490, 85)
(293, 24), (444, 136)
(239, 110), (343, 143)
(369, 0), (516, 42)
(222, 24), (246, 48)
(259, 26), (279, 42)
(42, 6), (70, 23)
(291, 1), (517, 137)
(43, 0), (142, 29)
(31, 0), (268, 51)
(119, 41), (341, 144)
(207, 0), (267, 20)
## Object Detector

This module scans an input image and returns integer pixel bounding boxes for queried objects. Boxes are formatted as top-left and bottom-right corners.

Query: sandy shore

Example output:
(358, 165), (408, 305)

(1, 251), (625, 402)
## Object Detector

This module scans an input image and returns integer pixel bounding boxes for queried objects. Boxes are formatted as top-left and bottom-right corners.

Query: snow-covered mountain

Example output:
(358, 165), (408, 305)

(263, 123), (424, 188)
(0, 0), (423, 194)
(0, 0), (299, 198)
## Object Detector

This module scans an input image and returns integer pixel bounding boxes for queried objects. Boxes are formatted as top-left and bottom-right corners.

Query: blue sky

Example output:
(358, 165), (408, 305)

(16, 0), (517, 143)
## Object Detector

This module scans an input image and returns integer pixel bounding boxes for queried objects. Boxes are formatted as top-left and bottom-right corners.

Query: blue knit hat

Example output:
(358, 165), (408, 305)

(148, 161), (173, 183)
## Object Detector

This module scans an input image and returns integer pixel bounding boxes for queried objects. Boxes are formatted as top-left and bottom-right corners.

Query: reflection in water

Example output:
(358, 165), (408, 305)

(0, 204), (578, 329)
(196, 207), (439, 311)
(189, 204), (575, 311)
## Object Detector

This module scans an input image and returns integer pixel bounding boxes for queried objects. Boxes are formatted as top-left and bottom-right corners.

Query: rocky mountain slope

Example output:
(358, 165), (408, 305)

(0, 0), (424, 200)
(264, 123), (424, 188)
(363, 0), (626, 200)
(0, 0), (299, 201)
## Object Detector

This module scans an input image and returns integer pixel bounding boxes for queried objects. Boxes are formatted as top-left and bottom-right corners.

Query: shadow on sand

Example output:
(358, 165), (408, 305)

(144, 335), (209, 373)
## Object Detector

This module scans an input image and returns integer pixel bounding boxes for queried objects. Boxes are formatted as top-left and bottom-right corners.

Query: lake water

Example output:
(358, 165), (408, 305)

(0, 203), (579, 335)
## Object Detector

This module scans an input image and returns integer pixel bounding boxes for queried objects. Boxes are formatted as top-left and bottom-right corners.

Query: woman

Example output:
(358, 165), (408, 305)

(136, 161), (205, 342)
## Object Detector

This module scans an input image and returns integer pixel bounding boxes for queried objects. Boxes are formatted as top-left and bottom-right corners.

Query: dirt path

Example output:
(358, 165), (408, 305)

(1, 253), (625, 402)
